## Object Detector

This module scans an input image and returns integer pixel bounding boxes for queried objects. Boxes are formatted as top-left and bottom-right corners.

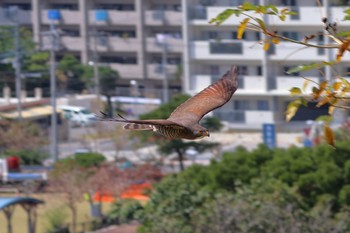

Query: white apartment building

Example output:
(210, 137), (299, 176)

(182, 0), (350, 129)
(0, 0), (349, 129)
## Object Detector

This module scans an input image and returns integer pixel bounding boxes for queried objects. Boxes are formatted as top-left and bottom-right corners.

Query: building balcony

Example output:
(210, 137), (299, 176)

(214, 110), (274, 125)
(89, 10), (138, 25)
(146, 37), (183, 53)
(268, 42), (326, 61)
(145, 10), (182, 26)
(245, 110), (274, 124)
(267, 7), (324, 26)
(93, 37), (140, 52)
(147, 64), (178, 80)
(191, 75), (266, 94)
(0, 8), (32, 25)
(60, 36), (84, 51)
(106, 63), (143, 79)
(42, 9), (80, 25)
(274, 76), (320, 94)
(18, 9), (32, 25)
(196, 6), (348, 27)
(237, 75), (267, 94)
(190, 40), (264, 61)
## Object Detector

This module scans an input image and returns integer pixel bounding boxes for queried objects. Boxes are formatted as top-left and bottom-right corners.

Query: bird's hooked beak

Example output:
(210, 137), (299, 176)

(194, 130), (210, 138)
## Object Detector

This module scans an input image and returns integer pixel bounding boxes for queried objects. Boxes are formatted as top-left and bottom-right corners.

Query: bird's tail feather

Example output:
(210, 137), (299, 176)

(124, 123), (154, 131)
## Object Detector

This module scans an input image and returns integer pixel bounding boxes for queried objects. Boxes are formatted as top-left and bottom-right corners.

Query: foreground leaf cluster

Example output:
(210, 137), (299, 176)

(134, 142), (350, 232)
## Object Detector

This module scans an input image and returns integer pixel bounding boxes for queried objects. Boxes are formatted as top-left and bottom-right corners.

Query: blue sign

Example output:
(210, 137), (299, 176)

(48, 10), (61, 20)
(263, 123), (276, 149)
(95, 10), (108, 21)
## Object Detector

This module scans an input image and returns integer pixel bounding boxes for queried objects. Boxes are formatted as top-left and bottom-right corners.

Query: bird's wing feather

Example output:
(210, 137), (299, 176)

(168, 66), (238, 125)
(96, 112), (181, 130)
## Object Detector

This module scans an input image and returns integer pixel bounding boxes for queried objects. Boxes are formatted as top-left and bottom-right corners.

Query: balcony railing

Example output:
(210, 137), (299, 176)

(92, 37), (141, 52)
(191, 75), (266, 93)
(191, 41), (263, 60)
(104, 63), (143, 79)
(146, 37), (183, 53)
(275, 76), (320, 93)
(42, 9), (79, 25)
(144, 10), (182, 26)
(89, 10), (138, 25)
(147, 64), (179, 79)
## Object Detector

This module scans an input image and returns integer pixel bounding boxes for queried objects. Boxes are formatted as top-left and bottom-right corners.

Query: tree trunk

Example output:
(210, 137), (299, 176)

(176, 149), (185, 171)
(106, 94), (113, 117)
(70, 204), (77, 233)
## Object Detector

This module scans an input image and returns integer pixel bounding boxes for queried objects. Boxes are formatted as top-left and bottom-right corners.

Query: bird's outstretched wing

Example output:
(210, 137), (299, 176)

(168, 66), (238, 126)
(96, 112), (180, 131)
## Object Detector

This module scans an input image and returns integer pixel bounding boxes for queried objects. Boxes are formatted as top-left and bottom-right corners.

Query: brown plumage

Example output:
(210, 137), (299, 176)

(98, 66), (239, 140)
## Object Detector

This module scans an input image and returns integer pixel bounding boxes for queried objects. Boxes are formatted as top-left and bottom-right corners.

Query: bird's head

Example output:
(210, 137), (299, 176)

(193, 129), (210, 139)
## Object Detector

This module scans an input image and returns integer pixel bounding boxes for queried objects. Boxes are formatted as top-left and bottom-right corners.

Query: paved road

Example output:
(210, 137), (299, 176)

(53, 123), (303, 171)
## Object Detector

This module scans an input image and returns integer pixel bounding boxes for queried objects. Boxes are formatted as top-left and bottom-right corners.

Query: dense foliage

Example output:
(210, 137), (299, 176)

(111, 142), (350, 232)
(59, 152), (106, 168)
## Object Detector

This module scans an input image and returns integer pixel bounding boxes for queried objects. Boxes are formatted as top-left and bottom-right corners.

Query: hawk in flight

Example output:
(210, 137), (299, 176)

(98, 66), (238, 140)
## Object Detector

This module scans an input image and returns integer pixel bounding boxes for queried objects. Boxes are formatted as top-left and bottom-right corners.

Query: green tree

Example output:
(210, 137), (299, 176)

(83, 66), (121, 116)
(3, 149), (48, 165)
(139, 175), (210, 233)
(99, 66), (120, 116)
(56, 54), (86, 94)
(107, 199), (143, 224)
(59, 152), (106, 168)
(0, 26), (49, 93)
(0, 120), (47, 155)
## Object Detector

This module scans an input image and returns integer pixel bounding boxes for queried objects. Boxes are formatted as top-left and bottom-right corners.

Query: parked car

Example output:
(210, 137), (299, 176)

(58, 105), (96, 126)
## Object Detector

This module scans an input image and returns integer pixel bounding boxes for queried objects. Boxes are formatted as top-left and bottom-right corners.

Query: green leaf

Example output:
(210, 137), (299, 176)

(209, 9), (240, 25)
(285, 99), (305, 122)
(255, 18), (266, 32)
(344, 9), (350, 21)
(237, 18), (250, 39)
(240, 2), (256, 11)
(324, 125), (335, 148)
(336, 30), (350, 37)
(287, 61), (335, 74)
(316, 115), (333, 123)
(266, 5), (278, 14)
(289, 87), (302, 96)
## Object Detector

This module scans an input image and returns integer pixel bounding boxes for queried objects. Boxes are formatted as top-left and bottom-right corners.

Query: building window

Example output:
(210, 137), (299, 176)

(232, 31), (246, 39)
(210, 65), (220, 75)
(210, 42), (243, 54)
(257, 66), (262, 75)
(100, 56), (137, 64)
(50, 4), (78, 10)
(282, 0), (297, 6)
(282, 31), (299, 41)
(208, 31), (219, 39)
(257, 100), (269, 111)
(95, 4), (135, 11)
(283, 66), (299, 76)
(234, 100), (251, 110)
(237, 66), (248, 75)
(4, 4), (31, 10)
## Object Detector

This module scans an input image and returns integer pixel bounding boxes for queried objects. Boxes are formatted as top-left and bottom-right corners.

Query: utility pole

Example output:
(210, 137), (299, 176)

(157, 33), (169, 103)
(13, 7), (22, 121)
(42, 20), (60, 163)
(92, 28), (100, 100)
(49, 21), (58, 163)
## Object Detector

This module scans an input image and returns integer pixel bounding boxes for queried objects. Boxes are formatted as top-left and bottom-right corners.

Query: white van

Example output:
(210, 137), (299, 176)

(58, 105), (97, 126)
